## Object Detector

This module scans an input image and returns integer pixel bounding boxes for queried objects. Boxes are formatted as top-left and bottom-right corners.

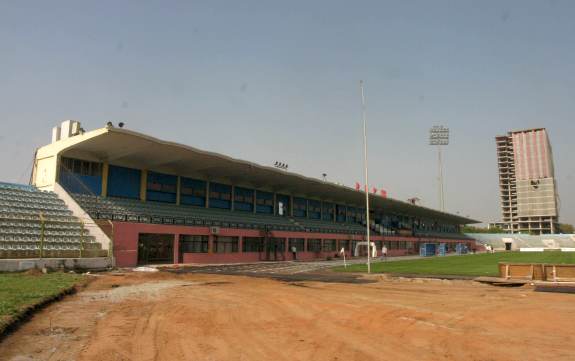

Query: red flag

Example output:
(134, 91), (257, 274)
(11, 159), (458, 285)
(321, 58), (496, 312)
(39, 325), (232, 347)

(372, 187), (377, 194)
(355, 182), (361, 191)
(380, 189), (387, 198)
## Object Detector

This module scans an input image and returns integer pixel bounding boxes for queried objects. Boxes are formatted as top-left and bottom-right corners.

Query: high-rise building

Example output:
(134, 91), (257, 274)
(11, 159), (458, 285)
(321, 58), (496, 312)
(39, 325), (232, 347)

(495, 128), (559, 234)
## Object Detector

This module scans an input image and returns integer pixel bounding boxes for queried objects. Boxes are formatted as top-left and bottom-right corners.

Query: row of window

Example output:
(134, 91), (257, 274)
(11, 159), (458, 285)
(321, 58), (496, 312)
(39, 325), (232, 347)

(60, 159), (459, 231)
(179, 237), (424, 254)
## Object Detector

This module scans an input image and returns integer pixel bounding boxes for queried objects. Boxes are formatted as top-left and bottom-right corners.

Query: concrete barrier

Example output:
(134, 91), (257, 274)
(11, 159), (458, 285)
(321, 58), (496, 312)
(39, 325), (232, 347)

(499, 262), (575, 282)
(0, 258), (112, 272)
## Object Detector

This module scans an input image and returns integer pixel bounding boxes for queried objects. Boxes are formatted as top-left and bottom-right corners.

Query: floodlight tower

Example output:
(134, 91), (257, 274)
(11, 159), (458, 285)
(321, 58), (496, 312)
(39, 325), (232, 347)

(429, 126), (449, 212)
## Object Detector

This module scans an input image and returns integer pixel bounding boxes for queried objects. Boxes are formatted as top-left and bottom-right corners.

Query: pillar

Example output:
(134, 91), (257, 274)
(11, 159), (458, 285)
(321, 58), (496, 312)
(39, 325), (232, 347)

(208, 234), (214, 254)
(101, 162), (109, 197)
(173, 233), (180, 264)
(238, 236), (244, 254)
(205, 181), (210, 208)
(140, 170), (148, 201)
(176, 176), (181, 206)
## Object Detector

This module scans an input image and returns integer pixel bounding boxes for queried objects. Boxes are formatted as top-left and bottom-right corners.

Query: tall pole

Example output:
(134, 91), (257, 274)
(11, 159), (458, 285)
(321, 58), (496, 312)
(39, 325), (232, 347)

(438, 145), (444, 212)
(360, 80), (371, 274)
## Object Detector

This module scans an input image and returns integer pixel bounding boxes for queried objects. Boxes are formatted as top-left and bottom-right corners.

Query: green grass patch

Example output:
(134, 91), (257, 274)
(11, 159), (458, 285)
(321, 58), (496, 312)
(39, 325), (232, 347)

(0, 272), (84, 328)
(333, 252), (575, 277)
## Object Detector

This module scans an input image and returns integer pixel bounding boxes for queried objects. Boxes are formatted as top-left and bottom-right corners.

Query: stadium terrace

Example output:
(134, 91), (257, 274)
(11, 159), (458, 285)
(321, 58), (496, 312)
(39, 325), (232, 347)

(30, 121), (479, 267)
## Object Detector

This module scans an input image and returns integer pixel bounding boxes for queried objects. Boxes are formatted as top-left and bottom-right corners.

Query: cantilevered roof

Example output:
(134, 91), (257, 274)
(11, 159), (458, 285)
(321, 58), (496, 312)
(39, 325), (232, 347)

(55, 126), (479, 225)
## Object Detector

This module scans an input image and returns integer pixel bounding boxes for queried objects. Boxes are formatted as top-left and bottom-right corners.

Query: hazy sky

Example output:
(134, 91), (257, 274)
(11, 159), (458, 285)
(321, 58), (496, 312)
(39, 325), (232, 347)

(1, 0), (574, 225)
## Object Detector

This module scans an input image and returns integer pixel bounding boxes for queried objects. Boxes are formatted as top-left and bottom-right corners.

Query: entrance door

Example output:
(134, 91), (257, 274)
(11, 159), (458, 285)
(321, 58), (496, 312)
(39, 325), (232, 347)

(138, 233), (174, 265)
(264, 238), (285, 261)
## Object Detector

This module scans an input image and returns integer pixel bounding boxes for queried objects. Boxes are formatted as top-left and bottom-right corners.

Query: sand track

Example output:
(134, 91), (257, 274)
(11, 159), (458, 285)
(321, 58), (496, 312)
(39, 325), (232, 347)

(1, 272), (574, 361)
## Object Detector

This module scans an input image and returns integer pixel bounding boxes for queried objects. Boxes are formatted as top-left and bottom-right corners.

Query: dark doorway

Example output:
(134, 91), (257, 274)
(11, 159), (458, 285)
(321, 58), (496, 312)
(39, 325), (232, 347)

(505, 242), (512, 251)
(264, 238), (285, 261)
(138, 233), (174, 265)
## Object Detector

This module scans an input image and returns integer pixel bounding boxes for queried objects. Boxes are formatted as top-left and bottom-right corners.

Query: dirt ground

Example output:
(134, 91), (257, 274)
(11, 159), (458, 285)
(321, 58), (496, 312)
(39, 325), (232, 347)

(1, 271), (574, 361)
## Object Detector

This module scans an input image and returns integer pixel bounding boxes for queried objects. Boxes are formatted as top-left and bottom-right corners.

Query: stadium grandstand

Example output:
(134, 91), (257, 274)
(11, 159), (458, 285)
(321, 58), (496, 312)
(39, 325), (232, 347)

(468, 233), (575, 251)
(4, 120), (480, 267)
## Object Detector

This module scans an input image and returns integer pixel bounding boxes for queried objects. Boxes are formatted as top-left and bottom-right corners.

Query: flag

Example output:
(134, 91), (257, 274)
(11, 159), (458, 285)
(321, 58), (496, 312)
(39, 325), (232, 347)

(372, 187), (378, 194)
(380, 189), (387, 198)
(355, 182), (361, 191)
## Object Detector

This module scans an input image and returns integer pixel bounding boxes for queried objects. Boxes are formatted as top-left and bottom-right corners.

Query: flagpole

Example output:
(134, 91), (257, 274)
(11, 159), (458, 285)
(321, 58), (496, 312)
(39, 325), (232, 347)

(360, 80), (371, 274)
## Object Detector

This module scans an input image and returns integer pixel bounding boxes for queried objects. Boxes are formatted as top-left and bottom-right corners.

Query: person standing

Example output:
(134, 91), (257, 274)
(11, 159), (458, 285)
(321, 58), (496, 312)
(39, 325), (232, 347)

(381, 244), (388, 261)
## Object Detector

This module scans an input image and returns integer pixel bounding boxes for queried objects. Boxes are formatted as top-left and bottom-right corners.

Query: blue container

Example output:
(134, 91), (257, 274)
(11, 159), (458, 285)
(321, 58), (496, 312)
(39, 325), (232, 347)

(456, 243), (468, 255)
(419, 243), (436, 257)
(438, 243), (447, 256)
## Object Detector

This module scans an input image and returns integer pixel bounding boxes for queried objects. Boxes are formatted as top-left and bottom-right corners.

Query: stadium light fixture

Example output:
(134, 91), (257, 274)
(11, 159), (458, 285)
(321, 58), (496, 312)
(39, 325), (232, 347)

(273, 161), (289, 171)
(429, 126), (449, 212)
(360, 80), (371, 274)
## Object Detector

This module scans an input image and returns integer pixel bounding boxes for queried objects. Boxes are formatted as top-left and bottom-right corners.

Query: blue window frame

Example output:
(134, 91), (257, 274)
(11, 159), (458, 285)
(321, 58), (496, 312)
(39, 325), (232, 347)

(308, 200), (321, 220)
(147, 171), (177, 203)
(256, 191), (274, 214)
(209, 182), (232, 209)
(234, 187), (254, 212)
(107, 165), (141, 199)
(180, 177), (206, 207)
(293, 197), (307, 218)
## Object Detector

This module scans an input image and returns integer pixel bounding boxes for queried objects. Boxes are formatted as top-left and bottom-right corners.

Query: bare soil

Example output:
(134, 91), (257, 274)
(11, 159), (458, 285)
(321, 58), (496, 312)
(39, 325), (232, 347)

(1, 271), (574, 361)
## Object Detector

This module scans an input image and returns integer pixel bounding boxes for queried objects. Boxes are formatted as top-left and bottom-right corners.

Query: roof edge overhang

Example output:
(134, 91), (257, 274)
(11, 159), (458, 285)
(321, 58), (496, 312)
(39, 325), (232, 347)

(56, 127), (480, 225)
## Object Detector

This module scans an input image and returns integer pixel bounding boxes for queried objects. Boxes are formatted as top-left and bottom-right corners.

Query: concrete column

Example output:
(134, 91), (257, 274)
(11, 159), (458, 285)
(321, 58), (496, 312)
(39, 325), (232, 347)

(253, 190), (257, 214)
(140, 170), (148, 201)
(238, 236), (244, 253)
(208, 234), (214, 254)
(176, 176), (181, 206)
(173, 233), (180, 264)
(101, 162), (109, 197)
(205, 181), (210, 208)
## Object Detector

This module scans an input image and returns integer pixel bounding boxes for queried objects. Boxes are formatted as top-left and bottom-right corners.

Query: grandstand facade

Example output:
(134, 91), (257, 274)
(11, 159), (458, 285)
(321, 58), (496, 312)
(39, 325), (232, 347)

(30, 121), (478, 267)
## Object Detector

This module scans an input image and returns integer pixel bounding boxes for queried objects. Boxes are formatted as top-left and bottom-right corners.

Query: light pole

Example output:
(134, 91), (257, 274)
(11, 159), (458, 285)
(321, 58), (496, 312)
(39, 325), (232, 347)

(429, 126), (449, 212)
(360, 80), (371, 274)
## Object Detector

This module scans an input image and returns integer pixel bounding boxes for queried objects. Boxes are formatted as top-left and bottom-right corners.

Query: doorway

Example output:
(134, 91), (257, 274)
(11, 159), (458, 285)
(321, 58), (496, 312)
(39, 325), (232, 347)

(138, 233), (174, 265)
(264, 238), (285, 261)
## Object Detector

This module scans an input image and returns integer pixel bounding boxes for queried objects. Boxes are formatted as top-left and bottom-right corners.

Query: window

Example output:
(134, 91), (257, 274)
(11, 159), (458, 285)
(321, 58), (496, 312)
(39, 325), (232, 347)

(147, 171), (177, 203)
(339, 240), (351, 252)
(323, 239), (336, 252)
(307, 239), (322, 252)
(289, 238), (305, 252)
(209, 183), (232, 209)
(336, 204), (346, 222)
(322, 202), (335, 221)
(214, 236), (238, 253)
(181, 178), (206, 207)
(61, 157), (102, 177)
(308, 200), (321, 219)
(180, 235), (208, 253)
(59, 157), (103, 195)
(293, 197), (307, 218)
(243, 237), (264, 252)
(256, 191), (274, 214)
(234, 187), (254, 212)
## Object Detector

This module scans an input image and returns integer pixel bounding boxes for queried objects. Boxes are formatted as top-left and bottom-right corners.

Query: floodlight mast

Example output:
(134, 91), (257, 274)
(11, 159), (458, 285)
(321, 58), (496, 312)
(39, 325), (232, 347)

(360, 80), (371, 274)
(429, 126), (449, 212)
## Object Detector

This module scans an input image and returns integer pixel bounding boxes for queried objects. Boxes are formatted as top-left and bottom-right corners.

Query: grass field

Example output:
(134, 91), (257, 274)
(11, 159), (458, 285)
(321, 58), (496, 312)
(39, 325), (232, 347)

(0, 272), (84, 327)
(333, 251), (575, 277)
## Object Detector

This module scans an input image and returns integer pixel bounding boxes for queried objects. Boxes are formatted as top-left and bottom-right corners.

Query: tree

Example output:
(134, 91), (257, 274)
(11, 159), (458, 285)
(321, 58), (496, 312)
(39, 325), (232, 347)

(461, 225), (505, 234)
(558, 223), (574, 234)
